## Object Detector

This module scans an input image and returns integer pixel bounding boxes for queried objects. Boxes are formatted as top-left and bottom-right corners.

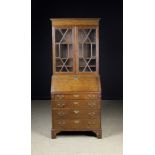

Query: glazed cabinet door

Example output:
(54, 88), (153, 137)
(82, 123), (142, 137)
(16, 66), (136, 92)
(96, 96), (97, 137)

(53, 27), (75, 73)
(77, 27), (99, 73)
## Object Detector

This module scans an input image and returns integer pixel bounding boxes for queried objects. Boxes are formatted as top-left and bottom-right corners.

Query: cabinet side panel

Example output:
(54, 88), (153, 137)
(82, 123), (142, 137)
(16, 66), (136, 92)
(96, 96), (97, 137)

(96, 26), (99, 74)
(52, 26), (56, 73)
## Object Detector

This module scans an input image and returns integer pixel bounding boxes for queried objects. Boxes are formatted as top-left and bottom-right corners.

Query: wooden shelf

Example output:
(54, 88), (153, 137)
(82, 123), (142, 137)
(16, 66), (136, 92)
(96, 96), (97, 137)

(79, 65), (96, 68)
(79, 57), (96, 60)
(56, 57), (73, 59)
(79, 42), (96, 44)
(55, 42), (72, 45)
(56, 66), (73, 68)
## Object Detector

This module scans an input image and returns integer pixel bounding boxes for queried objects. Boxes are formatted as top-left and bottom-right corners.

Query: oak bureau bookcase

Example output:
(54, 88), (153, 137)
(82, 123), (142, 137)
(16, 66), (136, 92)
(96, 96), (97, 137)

(50, 18), (102, 139)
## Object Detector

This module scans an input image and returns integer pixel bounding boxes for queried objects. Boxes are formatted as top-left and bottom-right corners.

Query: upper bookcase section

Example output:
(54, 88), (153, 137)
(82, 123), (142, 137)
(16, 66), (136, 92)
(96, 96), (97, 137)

(50, 18), (100, 26)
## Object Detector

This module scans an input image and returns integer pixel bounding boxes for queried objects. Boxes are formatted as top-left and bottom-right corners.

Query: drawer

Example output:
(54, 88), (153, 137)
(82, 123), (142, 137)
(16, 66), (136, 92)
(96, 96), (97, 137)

(53, 109), (100, 119)
(52, 100), (100, 109)
(53, 119), (100, 129)
(54, 93), (100, 100)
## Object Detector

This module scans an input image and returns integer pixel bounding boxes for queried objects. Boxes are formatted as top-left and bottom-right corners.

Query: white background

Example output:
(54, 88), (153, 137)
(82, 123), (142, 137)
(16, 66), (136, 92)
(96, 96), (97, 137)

(0, 0), (155, 155)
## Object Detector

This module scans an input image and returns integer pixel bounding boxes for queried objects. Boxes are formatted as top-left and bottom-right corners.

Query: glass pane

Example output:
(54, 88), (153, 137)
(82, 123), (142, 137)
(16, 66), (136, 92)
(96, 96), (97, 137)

(55, 29), (72, 43)
(55, 28), (73, 72)
(89, 29), (96, 42)
(78, 28), (96, 72)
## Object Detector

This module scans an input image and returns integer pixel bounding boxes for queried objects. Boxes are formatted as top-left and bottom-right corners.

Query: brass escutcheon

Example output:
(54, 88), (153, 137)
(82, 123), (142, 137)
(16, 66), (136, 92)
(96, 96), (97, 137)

(73, 110), (80, 114)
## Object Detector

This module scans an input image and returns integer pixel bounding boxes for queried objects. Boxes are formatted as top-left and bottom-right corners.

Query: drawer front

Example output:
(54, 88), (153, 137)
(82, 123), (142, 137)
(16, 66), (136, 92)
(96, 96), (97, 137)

(53, 119), (100, 129)
(53, 109), (100, 119)
(52, 100), (100, 109)
(54, 93), (100, 100)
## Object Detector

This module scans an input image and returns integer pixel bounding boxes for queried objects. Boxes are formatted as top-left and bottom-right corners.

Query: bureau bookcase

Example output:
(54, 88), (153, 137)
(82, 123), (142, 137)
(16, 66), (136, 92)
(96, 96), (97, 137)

(50, 18), (102, 139)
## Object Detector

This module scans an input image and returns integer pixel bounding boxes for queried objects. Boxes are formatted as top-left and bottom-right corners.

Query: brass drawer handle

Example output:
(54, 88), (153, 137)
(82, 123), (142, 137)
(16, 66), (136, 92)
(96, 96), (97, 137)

(74, 120), (80, 124)
(73, 110), (79, 114)
(87, 94), (96, 99)
(56, 95), (64, 100)
(57, 121), (66, 126)
(57, 111), (65, 116)
(88, 102), (96, 107)
(87, 95), (91, 98)
(88, 112), (96, 116)
(73, 94), (79, 98)
(57, 103), (65, 107)
(73, 101), (79, 105)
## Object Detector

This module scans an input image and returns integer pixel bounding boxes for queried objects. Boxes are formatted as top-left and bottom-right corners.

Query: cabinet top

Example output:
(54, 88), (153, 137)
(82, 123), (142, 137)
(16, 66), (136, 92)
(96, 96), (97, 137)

(50, 18), (100, 26)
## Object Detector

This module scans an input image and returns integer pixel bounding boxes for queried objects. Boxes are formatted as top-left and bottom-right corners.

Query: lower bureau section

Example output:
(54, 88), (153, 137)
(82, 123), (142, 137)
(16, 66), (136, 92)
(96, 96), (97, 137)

(51, 98), (102, 139)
